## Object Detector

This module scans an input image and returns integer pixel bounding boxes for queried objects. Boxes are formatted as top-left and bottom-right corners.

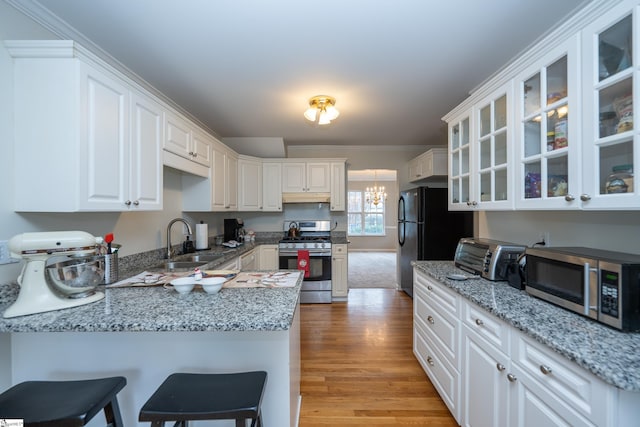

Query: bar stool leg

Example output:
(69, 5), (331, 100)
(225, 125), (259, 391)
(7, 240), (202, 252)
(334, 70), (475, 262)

(104, 395), (125, 427)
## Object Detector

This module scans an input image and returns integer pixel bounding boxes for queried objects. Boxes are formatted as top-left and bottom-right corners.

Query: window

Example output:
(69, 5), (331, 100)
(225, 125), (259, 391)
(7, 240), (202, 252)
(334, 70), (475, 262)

(348, 190), (385, 236)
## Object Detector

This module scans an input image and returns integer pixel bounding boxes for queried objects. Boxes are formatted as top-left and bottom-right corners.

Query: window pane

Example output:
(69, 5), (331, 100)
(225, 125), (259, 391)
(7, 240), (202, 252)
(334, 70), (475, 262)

(348, 213), (362, 234)
(364, 213), (384, 234)
(348, 191), (362, 212)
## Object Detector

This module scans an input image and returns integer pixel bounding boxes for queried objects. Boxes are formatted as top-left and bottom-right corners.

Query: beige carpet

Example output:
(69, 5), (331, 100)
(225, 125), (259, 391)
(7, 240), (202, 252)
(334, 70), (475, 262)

(348, 251), (397, 289)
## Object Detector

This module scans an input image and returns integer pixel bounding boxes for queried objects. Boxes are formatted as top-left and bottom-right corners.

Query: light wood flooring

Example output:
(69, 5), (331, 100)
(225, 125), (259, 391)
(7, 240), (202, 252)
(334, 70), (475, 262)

(299, 288), (458, 426)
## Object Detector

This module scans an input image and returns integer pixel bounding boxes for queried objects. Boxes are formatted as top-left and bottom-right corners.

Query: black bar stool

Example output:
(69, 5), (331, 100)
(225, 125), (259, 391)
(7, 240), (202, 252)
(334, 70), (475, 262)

(0, 376), (126, 427)
(139, 371), (267, 427)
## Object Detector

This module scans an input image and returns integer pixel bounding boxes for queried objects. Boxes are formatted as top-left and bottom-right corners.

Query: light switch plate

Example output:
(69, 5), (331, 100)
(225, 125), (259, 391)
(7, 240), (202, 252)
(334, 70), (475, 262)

(0, 240), (19, 265)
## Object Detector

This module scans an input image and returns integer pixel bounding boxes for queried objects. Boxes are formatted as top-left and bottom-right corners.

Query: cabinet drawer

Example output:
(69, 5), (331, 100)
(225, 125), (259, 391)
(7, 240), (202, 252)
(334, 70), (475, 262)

(511, 330), (610, 425)
(414, 285), (460, 368)
(414, 271), (460, 316)
(462, 300), (510, 354)
(414, 320), (460, 422)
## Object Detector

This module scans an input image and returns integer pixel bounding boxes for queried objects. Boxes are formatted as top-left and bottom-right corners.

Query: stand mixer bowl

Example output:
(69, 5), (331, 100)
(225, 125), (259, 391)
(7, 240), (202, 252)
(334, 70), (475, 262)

(46, 256), (105, 298)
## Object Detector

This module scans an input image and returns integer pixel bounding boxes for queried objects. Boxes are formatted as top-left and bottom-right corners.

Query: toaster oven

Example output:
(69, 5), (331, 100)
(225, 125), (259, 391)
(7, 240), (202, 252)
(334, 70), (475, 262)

(454, 238), (527, 281)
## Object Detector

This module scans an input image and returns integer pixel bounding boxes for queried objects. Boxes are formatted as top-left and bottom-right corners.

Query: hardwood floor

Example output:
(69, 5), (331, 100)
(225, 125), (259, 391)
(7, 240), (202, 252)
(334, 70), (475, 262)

(299, 289), (458, 426)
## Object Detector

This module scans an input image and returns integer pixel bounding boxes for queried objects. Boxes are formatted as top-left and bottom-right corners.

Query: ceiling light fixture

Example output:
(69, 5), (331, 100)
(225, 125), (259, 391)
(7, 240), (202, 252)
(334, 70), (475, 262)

(304, 95), (340, 125)
(366, 170), (387, 206)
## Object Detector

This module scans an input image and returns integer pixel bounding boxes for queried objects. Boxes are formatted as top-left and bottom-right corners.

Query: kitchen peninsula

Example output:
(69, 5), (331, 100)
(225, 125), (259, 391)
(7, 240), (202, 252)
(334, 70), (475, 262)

(0, 262), (302, 427)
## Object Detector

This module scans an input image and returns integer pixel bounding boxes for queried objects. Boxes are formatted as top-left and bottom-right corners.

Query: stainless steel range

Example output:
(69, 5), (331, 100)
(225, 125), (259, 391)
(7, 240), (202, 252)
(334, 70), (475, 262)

(278, 220), (332, 303)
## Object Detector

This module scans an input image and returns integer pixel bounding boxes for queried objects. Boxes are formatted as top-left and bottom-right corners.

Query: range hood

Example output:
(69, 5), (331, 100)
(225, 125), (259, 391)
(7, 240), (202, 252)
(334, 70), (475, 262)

(282, 192), (331, 204)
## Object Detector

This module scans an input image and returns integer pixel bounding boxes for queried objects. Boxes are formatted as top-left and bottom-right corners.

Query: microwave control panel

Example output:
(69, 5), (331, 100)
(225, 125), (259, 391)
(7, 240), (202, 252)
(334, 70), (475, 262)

(600, 270), (620, 318)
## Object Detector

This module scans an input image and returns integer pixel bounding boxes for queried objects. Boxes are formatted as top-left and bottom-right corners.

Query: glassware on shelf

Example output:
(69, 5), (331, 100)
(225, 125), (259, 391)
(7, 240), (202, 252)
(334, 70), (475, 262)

(606, 164), (634, 194)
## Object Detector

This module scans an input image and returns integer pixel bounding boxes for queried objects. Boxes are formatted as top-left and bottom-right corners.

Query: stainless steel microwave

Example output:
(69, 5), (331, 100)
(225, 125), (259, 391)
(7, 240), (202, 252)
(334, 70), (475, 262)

(525, 247), (640, 331)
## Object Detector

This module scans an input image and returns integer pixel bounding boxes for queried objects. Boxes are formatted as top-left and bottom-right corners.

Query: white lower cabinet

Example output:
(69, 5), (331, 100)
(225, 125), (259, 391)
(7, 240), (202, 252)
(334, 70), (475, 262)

(331, 244), (348, 299)
(413, 271), (461, 423)
(239, 248), (257, 271)
(414, 269), (640, 427)
(258, 245), (279, 270)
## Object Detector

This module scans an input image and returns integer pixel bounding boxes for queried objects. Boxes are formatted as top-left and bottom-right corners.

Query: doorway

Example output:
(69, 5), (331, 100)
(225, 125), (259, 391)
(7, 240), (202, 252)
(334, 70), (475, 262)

(346, 169), (398, 290)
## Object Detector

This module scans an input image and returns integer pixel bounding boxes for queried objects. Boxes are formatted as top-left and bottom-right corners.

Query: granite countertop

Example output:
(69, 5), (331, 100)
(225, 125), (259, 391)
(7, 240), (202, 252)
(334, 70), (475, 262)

(0, 242), (302, 333)
(413, 261), (640, 391)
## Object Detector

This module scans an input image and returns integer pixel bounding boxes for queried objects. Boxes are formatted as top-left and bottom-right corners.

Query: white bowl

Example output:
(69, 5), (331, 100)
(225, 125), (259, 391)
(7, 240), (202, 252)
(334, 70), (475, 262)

(170, 277), (196, 294)
(200, 277), (226, 294)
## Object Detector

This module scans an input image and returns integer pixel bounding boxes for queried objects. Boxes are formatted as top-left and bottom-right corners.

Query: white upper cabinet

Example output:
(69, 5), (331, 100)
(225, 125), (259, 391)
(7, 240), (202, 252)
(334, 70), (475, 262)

(515, 36), (580, 209)
(449, 112), (473, 210)
(282, 162), (331, 193)
(581, 2), (639, 209)
(475, 84), (513, 210)
(262, 161), (283, 212)
(8, 40), (162, 212)
(237, 156), (263, 211)
(330, 161), (346, 211)
(445, 0), (640, 211)
(163, 111), (211, 177)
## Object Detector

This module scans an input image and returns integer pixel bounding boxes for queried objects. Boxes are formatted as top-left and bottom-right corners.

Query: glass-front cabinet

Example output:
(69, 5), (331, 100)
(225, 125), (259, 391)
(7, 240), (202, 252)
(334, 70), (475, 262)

(473, 83), (513, 210)
(516, 37), (580, 209)
(449, 112), (472, 210)
(581, 4), (639, 209)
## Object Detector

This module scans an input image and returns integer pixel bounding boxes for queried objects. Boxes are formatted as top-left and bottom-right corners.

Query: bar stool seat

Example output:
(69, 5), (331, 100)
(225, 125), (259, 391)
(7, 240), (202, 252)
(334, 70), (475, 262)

(139, 371), (267, 427)
(0, 376), (126, 427)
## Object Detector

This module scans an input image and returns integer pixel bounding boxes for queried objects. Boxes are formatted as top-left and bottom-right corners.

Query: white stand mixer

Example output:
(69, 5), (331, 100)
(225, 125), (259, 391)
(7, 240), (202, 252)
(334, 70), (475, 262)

(4, 231), (105, 318)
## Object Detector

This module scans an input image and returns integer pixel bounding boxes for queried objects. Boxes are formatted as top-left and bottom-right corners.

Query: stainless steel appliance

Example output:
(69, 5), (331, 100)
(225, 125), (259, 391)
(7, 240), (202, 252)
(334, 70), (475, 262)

(278, 220), (332, 303)
(454, 237), (527, 281)
(224, 218), (244, 243)
(525, 246), (640, 331)
(398, 187), (473, 297)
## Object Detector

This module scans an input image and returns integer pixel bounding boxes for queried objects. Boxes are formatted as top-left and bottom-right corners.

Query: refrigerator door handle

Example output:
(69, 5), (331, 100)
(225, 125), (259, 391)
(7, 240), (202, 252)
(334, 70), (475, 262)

(398, 221), (405, 246)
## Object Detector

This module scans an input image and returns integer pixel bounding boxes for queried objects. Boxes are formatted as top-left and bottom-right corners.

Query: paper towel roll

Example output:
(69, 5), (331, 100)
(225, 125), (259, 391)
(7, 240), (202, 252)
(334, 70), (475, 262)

(195, 222), (209, 250)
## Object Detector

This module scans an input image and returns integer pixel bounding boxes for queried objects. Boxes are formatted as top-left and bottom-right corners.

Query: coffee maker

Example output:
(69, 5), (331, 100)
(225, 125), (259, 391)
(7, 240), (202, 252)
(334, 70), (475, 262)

(224, 218), (244, 243)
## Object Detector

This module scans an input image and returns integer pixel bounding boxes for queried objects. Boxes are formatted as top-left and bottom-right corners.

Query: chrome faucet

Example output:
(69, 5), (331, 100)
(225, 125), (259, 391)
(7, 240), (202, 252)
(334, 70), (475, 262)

(166, 218), (193, 259)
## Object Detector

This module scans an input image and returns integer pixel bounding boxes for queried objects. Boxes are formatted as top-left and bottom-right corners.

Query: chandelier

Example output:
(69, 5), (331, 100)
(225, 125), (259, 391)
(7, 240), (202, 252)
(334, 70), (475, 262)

(366, 170), (387, 206)
(303, 95), (340, 125)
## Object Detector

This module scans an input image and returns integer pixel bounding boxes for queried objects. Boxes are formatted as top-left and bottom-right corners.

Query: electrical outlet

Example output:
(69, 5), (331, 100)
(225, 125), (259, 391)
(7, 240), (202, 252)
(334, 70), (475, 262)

(0, 240), (19, 265)
(538, 231), (550, 246)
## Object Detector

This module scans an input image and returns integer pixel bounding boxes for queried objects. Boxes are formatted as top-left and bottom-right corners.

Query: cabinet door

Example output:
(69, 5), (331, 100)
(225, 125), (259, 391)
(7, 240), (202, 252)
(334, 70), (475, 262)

(307, 162), (331, 192)
(164, 111), (191, 159)
(191, 129), (212, 167)
(240, 249), (257, 271)
(79, 63), (130, 210)
(462, 325), (510, 427)
(282, 162), (307, 192)
(581, 4), (639, 209)
(473, 82), (514, 210)
(262, 162), (283, 211)
(211, 142), (228, 210)
(516, 37), (580, 210)
(226, 152), (238, 210)
(449, 113), (474, 210)
(331, 244), (348, 298)
(330, 162), (346, 211)
(238, 158), (262, 211)
(258, 245), (279, 270)
(129, 91), (163, 210)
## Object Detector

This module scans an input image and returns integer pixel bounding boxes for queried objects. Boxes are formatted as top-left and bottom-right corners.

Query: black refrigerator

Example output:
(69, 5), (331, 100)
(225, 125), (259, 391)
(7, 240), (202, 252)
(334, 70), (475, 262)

(398, 187), (473, 297)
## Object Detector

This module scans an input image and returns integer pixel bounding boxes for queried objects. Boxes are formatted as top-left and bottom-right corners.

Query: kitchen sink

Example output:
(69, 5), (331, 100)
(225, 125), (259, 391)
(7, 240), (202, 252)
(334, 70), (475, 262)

(188, 254), (225, 262)
(152, 261), (207, 271)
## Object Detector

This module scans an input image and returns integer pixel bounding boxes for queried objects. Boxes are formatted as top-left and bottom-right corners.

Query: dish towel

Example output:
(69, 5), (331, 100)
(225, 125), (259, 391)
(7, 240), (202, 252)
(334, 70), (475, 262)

(297, 249), (310, 278)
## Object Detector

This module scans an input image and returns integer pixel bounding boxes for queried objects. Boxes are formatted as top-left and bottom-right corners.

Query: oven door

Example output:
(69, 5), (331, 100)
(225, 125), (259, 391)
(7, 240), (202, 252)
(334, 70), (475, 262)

(279, 252), (332, 282)
(525, 252), (598, 319)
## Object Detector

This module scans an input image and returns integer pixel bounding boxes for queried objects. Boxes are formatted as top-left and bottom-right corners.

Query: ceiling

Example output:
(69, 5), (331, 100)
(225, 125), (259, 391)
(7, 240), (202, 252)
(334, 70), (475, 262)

(25, 0), (587, 155)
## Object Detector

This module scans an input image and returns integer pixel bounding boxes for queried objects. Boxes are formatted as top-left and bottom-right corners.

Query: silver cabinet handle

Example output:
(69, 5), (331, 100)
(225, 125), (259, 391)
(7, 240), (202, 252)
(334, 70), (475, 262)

(125, 200), (132, 206)
(580, 194), (591, 202)
(564, 194), (575, 202)
(496, 363), (505, 372)
(427, 285), (433, 291)
(475, 318), (484, 326)
(133, 200), (139, 206)
(540, 365), (552, 375)
(427, 356), (434, 366)
(427, 315), (434, 324)
(507, 373), (517, 382)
